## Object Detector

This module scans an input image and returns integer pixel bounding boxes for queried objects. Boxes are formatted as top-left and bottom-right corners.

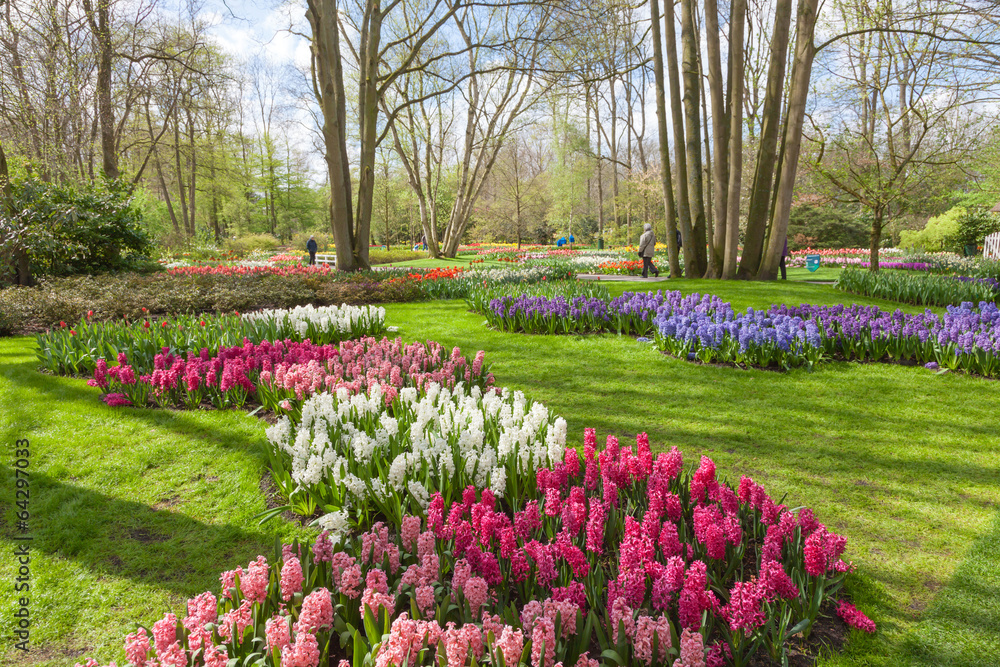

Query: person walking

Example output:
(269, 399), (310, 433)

(638, 223), (659, 278)
(779, 236), (788, 280)
(307, 235), (318, 265)
(421, 233), (427, 251)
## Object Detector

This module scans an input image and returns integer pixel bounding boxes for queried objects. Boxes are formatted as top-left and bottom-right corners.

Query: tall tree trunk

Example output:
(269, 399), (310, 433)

(187, 107), (197, 236)
(868, 207), (883, 272)
(155, 155), (181, 235)
(172, 113), (190, 236)
(307, 0), (356, 271)
(650, 0), (682, 276)
(663, 0), (692, 264)
(680, 0), (707, 277)
(353, 3), (384, 271)
(723, 0), (746, 279)
(704, 0), (729, 278)
(595, 92), (606, 245)
(758, 0), (819, 279)
(83, 0), (118, 180)
(737, 0), (793, 279)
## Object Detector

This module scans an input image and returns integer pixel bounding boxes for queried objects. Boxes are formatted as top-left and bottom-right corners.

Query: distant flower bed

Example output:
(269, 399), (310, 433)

(78, 432), (872, 667)
(36, 305), (386, 376)
(87, 337), (493, 412)
(168, 264), (334, 277)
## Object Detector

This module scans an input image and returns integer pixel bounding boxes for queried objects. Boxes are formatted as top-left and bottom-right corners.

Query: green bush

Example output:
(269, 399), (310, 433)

(368, 247), (427, 264)
(290, 231), (333, 254)
(899, 207), (964, 252)
(225, 234), (281, 256)
(1, 176), (152, 277)
(786, 204), (870, 250)
(952, 208), (1000, 253)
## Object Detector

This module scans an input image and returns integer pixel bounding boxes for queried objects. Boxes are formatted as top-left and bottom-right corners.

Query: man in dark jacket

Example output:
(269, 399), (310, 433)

(779, 237), (788, 280)
(307, 235), (318, 265)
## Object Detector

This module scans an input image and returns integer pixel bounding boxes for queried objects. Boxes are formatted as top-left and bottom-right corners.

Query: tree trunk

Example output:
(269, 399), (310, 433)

(307, 0), (357, 271)
(83, 0), (119, 180)
(704, 0), (729, 278)
(663, 0), (693, 264)
(649, 0), (682, 276)
(680, 0), (707, 277)
(723, 0), (746, 279)
(869, 208), (882, 272)
(758, 0), (819, 279)
(736, 0), (793, 279)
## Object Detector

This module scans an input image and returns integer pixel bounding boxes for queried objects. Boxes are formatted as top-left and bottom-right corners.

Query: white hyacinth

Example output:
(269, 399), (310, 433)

(265, 381), (566, 521)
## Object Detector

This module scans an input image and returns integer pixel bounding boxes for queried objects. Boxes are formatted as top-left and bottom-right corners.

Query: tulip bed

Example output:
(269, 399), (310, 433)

(35, 305), (387, 376)
(80, 420), (873, 667)
(835, 267), (998, 307)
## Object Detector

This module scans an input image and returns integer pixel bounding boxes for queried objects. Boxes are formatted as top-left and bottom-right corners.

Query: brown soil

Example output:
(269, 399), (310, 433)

(258, 468), (320, 527)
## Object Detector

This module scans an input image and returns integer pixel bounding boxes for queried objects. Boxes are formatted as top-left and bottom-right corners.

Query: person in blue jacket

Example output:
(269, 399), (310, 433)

(307, 235), (318, 265)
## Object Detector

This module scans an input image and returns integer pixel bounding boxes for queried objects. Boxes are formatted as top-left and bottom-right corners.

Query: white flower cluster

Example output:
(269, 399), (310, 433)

(568, 253), (629, 270)
(242, 303), (386, 342)
(265, 382), (566, 514)
(463, 266), (568, 284)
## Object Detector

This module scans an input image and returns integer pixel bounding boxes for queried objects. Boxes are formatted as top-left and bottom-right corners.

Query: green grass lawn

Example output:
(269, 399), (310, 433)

(2, 279), (998, 666)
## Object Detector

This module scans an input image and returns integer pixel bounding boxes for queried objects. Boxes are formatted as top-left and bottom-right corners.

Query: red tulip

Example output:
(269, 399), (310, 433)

(87, 310), (94, 319)
(60, 321), (66, 328)
(69, 329), (76, 336)
(144, 321), (150, 328)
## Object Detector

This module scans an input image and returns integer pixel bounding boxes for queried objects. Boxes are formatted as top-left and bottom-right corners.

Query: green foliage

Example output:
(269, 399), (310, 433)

(835, 267), (997, 307)
(951, 208), (1000, 252)
(224, 233), (281, 255)
(0, 176), (152, 276)
(786, 204), (870, 250)
(368, 247), (426, 265)
(899, 207), (964, 252)
(290, 231), (333, 253)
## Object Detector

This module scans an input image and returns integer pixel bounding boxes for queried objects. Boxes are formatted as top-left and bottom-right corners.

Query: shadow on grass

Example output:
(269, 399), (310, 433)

(0, 468), (277, 598)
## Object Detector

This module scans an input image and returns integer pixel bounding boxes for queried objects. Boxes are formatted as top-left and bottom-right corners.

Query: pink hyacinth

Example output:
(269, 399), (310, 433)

(464, 575), (489, 611)
(530, 616), (556, 667)
(281, 631), (320, 667)
(610, 596), (635, 644)
(634, 614), (672, 665)
(401, 515), (422, 552)
(204, 646), (229, 667)
(416, 584), (436, 617)
(102, 392), (132, 407)
(280, 556), (304, 601)
(361, 587), (396, 617)
(312, 531), (333, 562)
(495, 626), (525, 666)
(295, 588), (333, 633)
(675, 628), (706, 667)
(151, 613), (177, 654)
(157, 641), (186, 667)
(220, 566), (243, 599)
(124, 627), (150, 667)
(725, 578), (768, 634)
(339, 564), (364, 599)
(241, 555), (269, 604)
(837, 601), (877, 633)
(265, 615), (291, 652)
(760, 560), (799, 600)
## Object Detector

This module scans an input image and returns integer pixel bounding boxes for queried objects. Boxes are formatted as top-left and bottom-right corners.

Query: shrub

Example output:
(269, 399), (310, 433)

(368, 247), (427, 265)
(898, 207), (964, 252)
(786, 205), (870, 250)
(226, 234), (282, 256)
(0, 271), (421, 334)
(0, 176), (152, 278)
(290, 231), (333, 254)
(952, 208), (1000, 253)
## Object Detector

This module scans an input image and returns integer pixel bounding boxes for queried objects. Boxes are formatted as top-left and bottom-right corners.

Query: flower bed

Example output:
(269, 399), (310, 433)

(476, 289), (1000, 377)
(835, 267), (997, 307)
(35, 305), (386, 375)
(264, 382), (564, 525)
(78, 431), (873, 667)
(88, 337), (494, 412)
